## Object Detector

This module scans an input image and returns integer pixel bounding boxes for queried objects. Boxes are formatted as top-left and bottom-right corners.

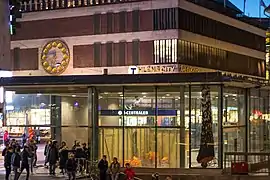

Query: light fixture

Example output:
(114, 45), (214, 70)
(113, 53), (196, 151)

(120, 94), (123, 97)
(37, 93), (42, 96)
(72, 95), (76, 97)
(162, 96), (165, 99)
(104, 92), (108, 94)
(118, 92), (122, 95)
(21, 96), (24, 99)
(143, 96), (146, 98)
(166, 94), (170, 96)
(141, 92), (147, 95)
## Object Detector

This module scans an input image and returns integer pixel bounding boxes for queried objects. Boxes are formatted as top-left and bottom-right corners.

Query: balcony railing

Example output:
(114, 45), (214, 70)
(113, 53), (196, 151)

(20, 0), (147, 12)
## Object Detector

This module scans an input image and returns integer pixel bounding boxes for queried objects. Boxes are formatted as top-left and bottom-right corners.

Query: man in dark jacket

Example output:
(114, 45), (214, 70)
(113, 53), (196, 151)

(98, 155), (108, 180)
(12, 147), (21, 180)
(4, 147), (13, 180)
(18, 146), (30, 180)
(48, 140), (59, 175)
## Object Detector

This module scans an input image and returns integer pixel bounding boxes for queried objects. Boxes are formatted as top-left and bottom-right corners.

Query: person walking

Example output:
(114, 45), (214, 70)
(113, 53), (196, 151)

(12, 147), (21, 180)
(18, 146), (30, 180)
(48, 140), (59, 175)
(66, 153), (77, 180)
(28, 139), (37, 172)
(59, 141), (69, 175)
(109, 157), (120, 180)
(44, 140), (52, 168)
(98, 155), (108, 180)
(4, 146), (13, 180)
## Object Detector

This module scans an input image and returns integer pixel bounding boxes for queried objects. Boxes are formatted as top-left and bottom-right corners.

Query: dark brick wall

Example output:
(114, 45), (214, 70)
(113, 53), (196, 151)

(73, 41), (154, 68)
(12, 10), (153, 41)
(11, 48), (38, 70)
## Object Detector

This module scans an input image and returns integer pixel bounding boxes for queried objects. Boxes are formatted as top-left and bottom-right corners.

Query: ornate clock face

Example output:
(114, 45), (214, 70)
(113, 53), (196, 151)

(41, 40), (70, 75)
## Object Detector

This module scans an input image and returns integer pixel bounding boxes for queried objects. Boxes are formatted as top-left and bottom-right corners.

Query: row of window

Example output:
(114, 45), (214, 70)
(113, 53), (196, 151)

(93, 41), (140, 67)
(92, 11), (140, 34)
(21, 0), (138, 12)
(153, 39), (266, 77)
(153, 8), (265, 52)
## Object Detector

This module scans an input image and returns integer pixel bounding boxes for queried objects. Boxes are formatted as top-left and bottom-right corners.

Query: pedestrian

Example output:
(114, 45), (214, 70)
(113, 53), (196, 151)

(28, 139), (37, 173)
(12, 147), (21, 180)
(4, 146), (13, 180)
(3, 130), (10, 145)
(44, 140), (52, 168)
(75, 142), (84, 173)
(109, 157), (120, 180)
(18, 146), (30, 180)
(2, 143), (10, 157)
(124, 163), (135, 180)
(66, 153), (77, 180)
(59, 141), (69, 175)
(98, 155), (108, 180)
(48, 140), (59, 175)
(22, 133), (27, 147)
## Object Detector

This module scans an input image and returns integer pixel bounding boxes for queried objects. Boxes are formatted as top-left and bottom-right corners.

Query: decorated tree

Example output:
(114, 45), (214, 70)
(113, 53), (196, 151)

(197, 85), (215, 168)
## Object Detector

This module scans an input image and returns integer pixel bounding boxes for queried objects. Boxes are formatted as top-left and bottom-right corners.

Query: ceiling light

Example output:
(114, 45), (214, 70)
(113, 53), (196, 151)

(143, 96), (146, 98)
(72, 95), (76, 97)
(166, 94), (170, 96)
(141, 92), (147, 95)
(37, 93), (42, 96)
(118, 92), (122, 94)
(162, 96), (165, 99)
(120, 94), (123, 97)
(104, 92), (108, 94)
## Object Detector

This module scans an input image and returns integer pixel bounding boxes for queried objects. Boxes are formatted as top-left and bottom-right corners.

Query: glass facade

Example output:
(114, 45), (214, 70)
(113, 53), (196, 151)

(3, 85), (270, 168)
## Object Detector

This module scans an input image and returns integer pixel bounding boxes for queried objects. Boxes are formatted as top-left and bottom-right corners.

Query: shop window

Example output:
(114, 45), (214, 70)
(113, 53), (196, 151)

(189, 85), (221, 168)
(157, 86), (188, 168)
(249, 89), (270, 152)
(223, 88), (246, 154)
(154, 39), (177, 64)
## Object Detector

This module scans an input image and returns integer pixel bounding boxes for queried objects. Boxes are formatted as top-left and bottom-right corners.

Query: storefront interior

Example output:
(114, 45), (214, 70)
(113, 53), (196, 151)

(2, 84), (270, 168)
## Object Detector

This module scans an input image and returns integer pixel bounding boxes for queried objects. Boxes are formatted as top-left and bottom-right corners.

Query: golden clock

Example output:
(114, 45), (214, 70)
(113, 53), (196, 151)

(41, 40), (70, 75)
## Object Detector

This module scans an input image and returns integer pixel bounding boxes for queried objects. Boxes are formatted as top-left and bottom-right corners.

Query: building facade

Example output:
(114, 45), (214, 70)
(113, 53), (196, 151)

(1, 0), (270, 169)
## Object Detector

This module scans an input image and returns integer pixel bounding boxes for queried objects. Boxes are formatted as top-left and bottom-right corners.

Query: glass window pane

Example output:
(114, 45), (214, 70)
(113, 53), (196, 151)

(123, 87), (155, 168)
(190, 85), (220, 168)
(223, 87), (246, 153)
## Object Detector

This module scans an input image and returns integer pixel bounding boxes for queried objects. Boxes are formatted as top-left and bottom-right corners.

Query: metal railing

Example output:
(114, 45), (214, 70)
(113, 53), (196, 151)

(74, 158), (142, 180)
(224, 152), (270, 175)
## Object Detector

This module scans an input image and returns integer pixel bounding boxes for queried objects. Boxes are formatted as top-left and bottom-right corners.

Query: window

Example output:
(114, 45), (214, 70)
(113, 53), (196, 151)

(94, 43), (101, 67)
(132, 40), (139, 65)
(154, 39), (177, 64)
(94, 14), (101, 34)
(132, 10), (140, 32)
(119, 11), (126, 32)
(106, 42), (113, 67)
(178, 8), (265, 52)
(107, 12), (113, 33)
(119, 41), (126, 66)
(153, 8), (178, 30)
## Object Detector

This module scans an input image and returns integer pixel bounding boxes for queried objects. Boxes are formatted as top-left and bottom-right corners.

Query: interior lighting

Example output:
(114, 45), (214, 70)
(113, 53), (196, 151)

(141, 92), (147, 95)
(166, 94), (170, 96)
(72, 95), (76, 97)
